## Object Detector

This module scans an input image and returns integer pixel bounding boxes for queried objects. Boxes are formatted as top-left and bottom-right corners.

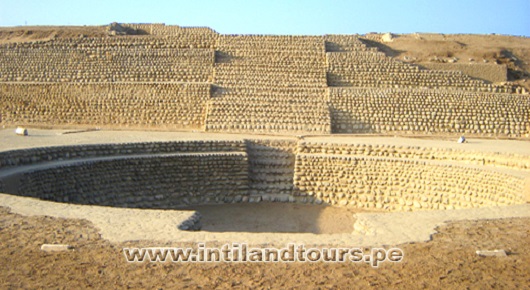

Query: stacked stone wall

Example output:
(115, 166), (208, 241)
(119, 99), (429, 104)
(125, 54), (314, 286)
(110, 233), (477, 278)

(293, 154), (525, 210)
(419, 63), (507, 83)
(298, 142), (530, 171)
(0, 83), (211, 128)
(122, 23), (218, 38)
(0, 140), (245, 171)
(16, 153), (249, 208)
(214, 35), (327, 88)
(204, 96), (331, 134)
(324, 35), (374, 52)
(326, 51), (514, 93)
(330, 87), (530, 137)
(246, 139), (297, 199)
(0, 38), (214, 83)
(205, 35), (331, 134)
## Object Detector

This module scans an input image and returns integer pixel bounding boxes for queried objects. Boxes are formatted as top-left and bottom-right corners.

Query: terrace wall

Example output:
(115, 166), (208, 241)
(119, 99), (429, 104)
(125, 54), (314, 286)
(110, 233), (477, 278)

(329, 87), (530, 137)
(0, 83), (212, 129)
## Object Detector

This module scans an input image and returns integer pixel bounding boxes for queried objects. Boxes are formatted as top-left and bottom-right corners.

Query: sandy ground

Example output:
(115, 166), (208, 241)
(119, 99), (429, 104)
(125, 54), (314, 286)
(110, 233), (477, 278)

(0, 207), (528, 289)
(2, 128), (529, 155)
(365, 33), (530, 70)
(183, 203), (361, 234)
(0, 128), (293, 152)
(0, 25), (110, 43)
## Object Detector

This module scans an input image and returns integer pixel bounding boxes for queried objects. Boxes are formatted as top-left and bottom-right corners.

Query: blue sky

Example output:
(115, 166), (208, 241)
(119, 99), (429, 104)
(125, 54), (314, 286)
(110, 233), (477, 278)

(0, 0), (529, 36)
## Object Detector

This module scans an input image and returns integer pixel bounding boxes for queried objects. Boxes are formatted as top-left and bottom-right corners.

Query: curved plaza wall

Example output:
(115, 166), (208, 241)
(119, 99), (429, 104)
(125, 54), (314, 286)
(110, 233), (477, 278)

(16, 153), (249, 208)
(0, 140), (527, 211)
(297, 142), (530, 171)
(0, 140), (245, 171)
(293, 154), (525, 211)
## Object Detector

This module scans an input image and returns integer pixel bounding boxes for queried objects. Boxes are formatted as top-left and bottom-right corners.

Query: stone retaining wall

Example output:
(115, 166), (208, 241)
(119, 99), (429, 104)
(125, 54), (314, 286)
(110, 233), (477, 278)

(330, 87), (530, 137)
(324, 35), (372, 52)
(204, 97), (331, 134)
(0, 39), (215, 83)
(293, 154), (525, 211)
(419, 63), (507, 83)
(326, 49), (514, 93)
(0, 140), (245, 171)
(122, 23), (218, 39)
(298, 142), (530, 171)
(0, 83), (211, 129)
(17, 153), (249, 208)
(214, 35), (327, 89)
(206, 35), (330, 134)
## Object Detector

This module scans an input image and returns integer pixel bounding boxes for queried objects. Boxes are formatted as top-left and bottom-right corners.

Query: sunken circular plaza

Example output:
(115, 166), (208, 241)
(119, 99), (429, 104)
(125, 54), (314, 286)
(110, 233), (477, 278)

(0, 135), (527, 213)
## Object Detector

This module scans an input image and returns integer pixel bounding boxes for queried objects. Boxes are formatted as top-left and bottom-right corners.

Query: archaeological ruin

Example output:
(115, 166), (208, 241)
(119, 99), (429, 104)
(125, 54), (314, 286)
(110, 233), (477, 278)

(0, 23), (529, 231)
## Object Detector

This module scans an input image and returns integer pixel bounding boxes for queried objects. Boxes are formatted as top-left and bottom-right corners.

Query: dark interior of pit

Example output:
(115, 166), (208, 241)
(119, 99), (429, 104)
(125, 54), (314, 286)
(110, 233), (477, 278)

(180, 203), (364, 234)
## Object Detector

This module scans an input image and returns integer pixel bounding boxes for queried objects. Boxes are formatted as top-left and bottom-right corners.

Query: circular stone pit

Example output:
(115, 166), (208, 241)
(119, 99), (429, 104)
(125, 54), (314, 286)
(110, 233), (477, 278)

(0, 129), (528, 242)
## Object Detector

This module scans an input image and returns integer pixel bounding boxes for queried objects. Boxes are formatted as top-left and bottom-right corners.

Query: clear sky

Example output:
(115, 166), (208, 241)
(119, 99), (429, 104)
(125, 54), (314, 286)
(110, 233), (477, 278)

(0, 0), (529, 36)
